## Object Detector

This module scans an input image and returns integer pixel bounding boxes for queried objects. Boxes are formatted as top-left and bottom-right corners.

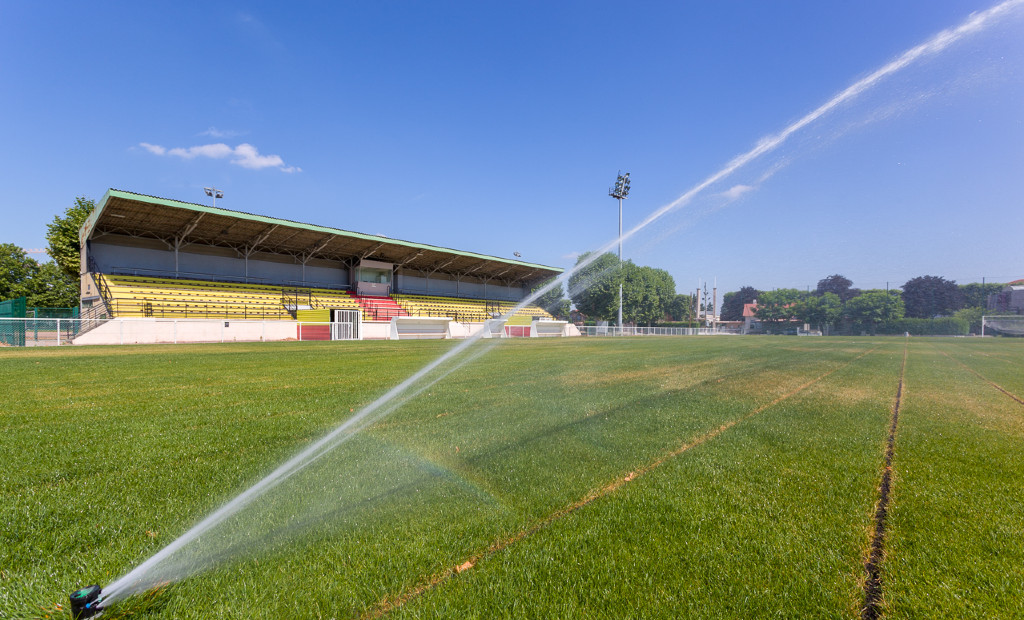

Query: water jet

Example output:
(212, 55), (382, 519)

(90, 0), (1024, 610)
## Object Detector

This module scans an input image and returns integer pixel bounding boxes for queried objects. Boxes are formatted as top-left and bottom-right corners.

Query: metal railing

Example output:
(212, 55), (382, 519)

(108, 267), (351, 291)
(106, 298), (291, 320)
(0, 318), (363, 346)
(576, 326), (737, 337)
(0, 317), (109, 347)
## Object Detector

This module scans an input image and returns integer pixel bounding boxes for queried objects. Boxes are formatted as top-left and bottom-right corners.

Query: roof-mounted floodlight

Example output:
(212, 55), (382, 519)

(203, 187), (224, 207)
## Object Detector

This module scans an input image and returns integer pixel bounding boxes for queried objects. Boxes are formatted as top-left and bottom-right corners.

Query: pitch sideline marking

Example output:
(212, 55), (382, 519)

(934, 346), (1024, 405)
(363, 344), (882, 619)
(861, 339), (908, 620)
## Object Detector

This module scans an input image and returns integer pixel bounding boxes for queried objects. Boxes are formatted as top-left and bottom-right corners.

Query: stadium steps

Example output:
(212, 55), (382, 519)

(347, 293), (409, 322)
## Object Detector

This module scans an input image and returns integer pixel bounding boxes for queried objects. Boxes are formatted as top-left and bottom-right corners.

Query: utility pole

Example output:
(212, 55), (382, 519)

(712, 278), (718, 331)
(695, 281), (701, 324)
(609, 171), (630, 332)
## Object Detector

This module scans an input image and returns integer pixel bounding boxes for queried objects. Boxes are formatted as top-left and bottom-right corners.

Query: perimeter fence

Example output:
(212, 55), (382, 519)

(0, 317), (744, 347)
(577, 326), (738, 337)
(0, 318), (360, 347)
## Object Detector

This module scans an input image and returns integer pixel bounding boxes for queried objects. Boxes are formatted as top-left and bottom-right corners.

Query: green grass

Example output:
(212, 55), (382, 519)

(0, 337), (1021, 618)
(881, 340), (1024, 619)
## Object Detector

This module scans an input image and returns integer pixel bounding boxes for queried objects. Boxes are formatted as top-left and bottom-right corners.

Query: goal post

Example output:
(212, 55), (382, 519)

(530, 319), (570, 337)
(982, 315), (1024, 337)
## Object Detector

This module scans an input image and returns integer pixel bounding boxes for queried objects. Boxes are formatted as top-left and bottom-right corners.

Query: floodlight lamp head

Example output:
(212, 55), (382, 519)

(609, 171), (631, 199)
(204, 188), (214, 197)
(215, 191), (224, 199)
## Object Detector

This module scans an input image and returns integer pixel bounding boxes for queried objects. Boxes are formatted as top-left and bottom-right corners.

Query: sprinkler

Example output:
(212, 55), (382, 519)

(70, 585), (103, 619)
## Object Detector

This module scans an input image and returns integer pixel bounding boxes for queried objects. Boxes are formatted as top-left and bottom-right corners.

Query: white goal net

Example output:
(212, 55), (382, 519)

(982, 315), (1024, 336)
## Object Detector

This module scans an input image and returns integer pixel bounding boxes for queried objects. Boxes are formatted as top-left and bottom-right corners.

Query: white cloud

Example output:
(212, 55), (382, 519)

(168, 143), (235, 160)
(720, 184), (755, 200)
(198, 127), (244, 139)
(139, 142), (166, 155)
(232, 143), (284, 169)
(561, 251), (581, 261)
(139, 141), (299, 173)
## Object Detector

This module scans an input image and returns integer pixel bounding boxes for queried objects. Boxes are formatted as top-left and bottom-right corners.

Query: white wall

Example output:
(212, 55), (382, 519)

(73, 319), (300, 345)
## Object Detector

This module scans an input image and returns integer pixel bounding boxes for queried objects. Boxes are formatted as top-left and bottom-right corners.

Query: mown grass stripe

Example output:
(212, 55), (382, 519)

(862, 338), (907, 620)
(933, 346), (1024, 405)
(364, 346), (880, 619)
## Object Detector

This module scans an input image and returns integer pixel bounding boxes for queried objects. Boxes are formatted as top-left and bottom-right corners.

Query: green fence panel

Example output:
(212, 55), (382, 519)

(0, 297), (27, 318)
(0, 298), (27, 346)
(29, 306), (77, 319)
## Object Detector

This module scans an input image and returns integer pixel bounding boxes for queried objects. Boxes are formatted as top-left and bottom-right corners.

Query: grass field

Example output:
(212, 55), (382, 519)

(1, 336), (1022, 619)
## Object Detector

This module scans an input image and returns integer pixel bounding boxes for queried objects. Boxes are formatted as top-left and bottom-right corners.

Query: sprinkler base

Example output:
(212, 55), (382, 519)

(70, 584), (103, 619)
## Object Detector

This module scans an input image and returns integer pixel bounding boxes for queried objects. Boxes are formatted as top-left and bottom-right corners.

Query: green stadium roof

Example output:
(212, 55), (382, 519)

(81, 189), (562, 286)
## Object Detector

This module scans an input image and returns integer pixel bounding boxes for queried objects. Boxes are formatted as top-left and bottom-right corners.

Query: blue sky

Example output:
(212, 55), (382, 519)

(2, 1), (1022, 295)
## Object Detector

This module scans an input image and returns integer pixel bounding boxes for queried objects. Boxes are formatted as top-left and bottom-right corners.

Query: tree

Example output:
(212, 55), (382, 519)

(794, 292), (842, 332)
(621, 263), (675, 326)
(46, 196), (95, 280)
(27, 262), (79, 308)
(567, 252), (677, 324)
(550, 299), (571, 320)
(667, 293), (695, 322)
(719, 286), (761, 321)
(0, 243), (39, 301)
(568, 252), (621, 321)
(958, 282), (1003, 309)
(815, 274), (859, 301)
(845, 290), (904, 332)
(754, 289), (805, 326)
(953, 306), (988, 335)
(532, 277), (568, 317)
(901, 275), (962, 318)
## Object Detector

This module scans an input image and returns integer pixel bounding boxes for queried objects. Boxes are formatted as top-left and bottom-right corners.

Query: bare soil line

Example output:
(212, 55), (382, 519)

(934, 347), (1024, 406)
(362, 346), (880, 619)
(861, 340), (908, 620)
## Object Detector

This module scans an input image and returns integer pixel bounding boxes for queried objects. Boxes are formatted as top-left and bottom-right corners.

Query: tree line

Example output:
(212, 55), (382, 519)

(534, 252), (697, 325)
(0, 198), (94, 309)
(720, 274), (1004, 334)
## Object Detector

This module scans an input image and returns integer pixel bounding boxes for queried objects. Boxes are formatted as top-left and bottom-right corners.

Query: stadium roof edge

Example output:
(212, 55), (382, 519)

(81, 189), (562, 281)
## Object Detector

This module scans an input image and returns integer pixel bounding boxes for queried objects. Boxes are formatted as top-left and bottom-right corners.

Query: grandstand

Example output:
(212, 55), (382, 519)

(77, 190), (562, 342)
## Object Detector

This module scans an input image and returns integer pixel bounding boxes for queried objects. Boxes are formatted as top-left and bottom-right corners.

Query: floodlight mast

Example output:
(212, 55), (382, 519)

(203, 187), (224, 208)
(609, 172), (630, 331)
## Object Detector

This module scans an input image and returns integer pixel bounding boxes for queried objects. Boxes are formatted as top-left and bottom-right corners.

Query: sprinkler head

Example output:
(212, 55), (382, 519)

(70, 585), (103, 619)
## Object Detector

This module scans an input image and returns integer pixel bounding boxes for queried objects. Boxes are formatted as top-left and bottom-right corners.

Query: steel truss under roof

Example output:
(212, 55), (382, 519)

(81, 189), (562, 286)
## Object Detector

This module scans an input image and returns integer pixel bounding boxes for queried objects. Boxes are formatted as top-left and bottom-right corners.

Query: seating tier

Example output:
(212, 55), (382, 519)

(97, 275), (553, 326)
(100, 275), (358, 320)
(392, 294), (553, 324)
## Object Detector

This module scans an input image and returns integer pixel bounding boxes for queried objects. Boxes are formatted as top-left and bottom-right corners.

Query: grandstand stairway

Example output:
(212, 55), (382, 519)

(348, 293), (409, 321)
